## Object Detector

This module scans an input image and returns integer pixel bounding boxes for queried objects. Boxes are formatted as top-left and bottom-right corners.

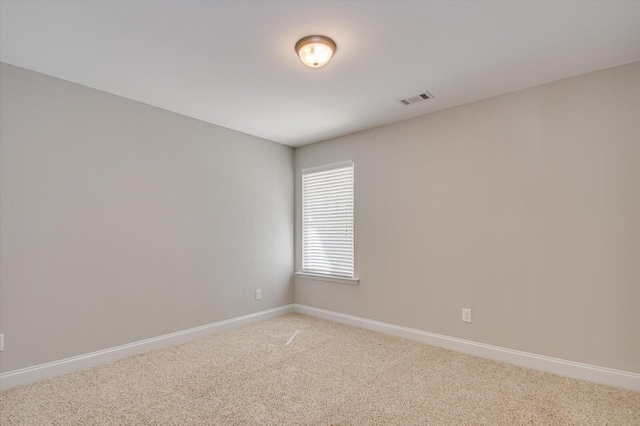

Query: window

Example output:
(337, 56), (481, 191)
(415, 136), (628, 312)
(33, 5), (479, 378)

(301, 161), (354, 279)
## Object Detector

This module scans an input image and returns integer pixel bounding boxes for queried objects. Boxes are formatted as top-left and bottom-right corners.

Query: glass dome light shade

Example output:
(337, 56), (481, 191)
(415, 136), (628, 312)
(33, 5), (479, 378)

(295, 36), (337, 68)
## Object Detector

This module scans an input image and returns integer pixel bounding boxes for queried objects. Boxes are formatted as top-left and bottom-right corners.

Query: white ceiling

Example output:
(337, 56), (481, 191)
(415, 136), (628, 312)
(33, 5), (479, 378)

(1, 1), (639, 147)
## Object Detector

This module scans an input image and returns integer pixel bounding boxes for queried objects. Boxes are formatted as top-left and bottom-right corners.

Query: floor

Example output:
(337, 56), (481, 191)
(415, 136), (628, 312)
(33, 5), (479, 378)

(1, 313), (638, 425)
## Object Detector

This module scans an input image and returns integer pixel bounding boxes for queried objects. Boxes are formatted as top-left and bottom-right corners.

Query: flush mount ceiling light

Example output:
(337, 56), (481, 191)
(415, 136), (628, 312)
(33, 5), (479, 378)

(295, 35), (337, 68)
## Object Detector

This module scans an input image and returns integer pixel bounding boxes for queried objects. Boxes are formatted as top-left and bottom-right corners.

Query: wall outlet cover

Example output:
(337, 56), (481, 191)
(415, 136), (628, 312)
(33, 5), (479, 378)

(462, 308), (472, 323)
(255, 289), (262, 300)
(0, 334), (4, 351)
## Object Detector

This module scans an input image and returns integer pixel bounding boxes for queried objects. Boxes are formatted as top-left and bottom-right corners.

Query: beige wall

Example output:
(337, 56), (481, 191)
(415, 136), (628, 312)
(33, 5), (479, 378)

(295, 62), (640, 373)
(0, 63), (294, 373)
(2, 60), (638, 376)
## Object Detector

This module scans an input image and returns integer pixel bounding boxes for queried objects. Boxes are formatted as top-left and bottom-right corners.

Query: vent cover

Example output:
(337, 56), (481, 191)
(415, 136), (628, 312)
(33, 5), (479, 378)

(397, 91), (435, 106)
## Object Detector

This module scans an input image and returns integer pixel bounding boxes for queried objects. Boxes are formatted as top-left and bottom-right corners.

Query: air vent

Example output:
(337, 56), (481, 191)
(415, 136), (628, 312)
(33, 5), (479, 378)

(397, 91), (435, 106)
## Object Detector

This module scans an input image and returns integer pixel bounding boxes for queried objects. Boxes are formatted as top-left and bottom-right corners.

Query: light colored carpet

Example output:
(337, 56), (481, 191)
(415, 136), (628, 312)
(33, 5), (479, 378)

(1, 313), (638, 425)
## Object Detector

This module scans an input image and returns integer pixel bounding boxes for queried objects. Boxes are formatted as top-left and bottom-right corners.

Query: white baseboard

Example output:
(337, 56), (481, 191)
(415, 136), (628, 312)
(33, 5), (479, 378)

(3, 304), (637, 392)
(294, 304), (640, 392)
(0, 304), (295, 391)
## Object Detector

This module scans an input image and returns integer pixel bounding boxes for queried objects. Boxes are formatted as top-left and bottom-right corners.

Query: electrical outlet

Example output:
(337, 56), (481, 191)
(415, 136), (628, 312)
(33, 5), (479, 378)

(0, 334), (4, 351)
(255, 289), (262, 300)
(462, 308), (472, 323)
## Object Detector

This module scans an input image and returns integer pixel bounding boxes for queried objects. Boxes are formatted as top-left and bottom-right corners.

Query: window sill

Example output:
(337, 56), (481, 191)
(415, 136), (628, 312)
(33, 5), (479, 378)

(295, 272), (359, 285)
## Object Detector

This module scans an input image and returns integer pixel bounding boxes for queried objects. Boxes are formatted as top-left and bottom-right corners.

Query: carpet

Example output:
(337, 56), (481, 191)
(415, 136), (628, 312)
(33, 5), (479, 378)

(1, 313), (638, 425)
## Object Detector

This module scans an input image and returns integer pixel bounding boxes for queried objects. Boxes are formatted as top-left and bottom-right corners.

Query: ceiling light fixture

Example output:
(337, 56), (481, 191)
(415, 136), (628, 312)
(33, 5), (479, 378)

(295, 35), (337, 68)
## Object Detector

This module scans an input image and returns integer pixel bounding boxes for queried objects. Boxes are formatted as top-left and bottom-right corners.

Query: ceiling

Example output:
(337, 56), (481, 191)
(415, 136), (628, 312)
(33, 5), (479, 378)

(1, 1), (639, 147)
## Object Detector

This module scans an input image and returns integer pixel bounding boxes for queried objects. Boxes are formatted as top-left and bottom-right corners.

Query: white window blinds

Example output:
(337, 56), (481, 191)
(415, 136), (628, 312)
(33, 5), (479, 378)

(302, 161), (354, 278)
